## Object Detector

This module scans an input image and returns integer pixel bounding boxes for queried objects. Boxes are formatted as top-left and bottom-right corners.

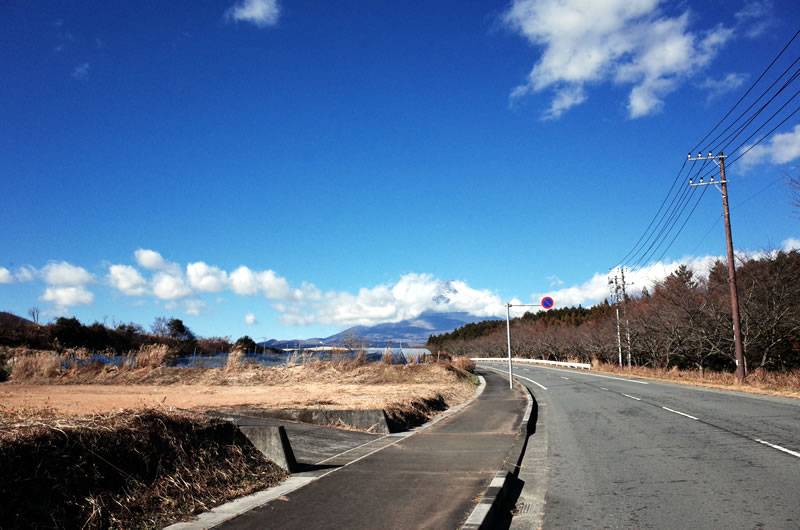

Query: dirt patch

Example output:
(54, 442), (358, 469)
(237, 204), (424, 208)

(0, 408), (287, 529)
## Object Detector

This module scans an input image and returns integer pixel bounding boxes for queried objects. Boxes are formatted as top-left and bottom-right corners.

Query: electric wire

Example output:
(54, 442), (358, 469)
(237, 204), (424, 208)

(690, 29), (800, 153)
(613, 30), (800, 271)
(611, 158), (690, 268)
(653, 186), (709, 264)
(705, 57), (800, 154)
(622, 157), (712, 269)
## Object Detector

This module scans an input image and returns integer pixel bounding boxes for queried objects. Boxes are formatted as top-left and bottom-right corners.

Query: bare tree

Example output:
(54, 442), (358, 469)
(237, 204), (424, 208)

(27, 307), (40, 324)
(790, 172), (800, 216)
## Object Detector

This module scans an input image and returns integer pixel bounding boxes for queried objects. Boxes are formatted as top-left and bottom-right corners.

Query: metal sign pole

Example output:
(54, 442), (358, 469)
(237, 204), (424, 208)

(505, 303), (513, 389)
(504, 298), (554, 390)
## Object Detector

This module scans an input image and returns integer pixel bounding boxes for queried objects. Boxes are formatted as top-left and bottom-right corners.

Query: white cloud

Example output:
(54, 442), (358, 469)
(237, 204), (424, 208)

(225, 0), (279, 27)
(71, 62), (89, 80)
(228, 265), (293, 299)
(152, 272), (191, 300)
(187, 262), (228, 292)
(134, 248), (181, 273)
(245, 312), (257, 325)
(699, 72), (748, 104)
(503, 0), (734, 119)
(42, 261), (93, 286)
(278, 274), (505, 327)
(185, 299), (207, 316)
(229, 266), (261, 295)
(259, 270), (292, 299)
(0, 267), (12, 283)
(783, 238), (800, 251)
(739, 124), (800, 169)
(533, 254), (725, 309)
(41, 286), (94, 307)
(734, 0), (775, 39)
(15, 266), (36, 282)
(108, 264), (148, 296)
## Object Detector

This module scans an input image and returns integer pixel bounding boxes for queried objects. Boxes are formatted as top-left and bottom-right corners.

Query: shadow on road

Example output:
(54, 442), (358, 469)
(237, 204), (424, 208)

(493, 393), (539, 529)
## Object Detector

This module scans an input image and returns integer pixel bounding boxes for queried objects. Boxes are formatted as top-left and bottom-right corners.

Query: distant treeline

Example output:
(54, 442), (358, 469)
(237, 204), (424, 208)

(428, 250), (800, 374)
(0, 313), (277, 356)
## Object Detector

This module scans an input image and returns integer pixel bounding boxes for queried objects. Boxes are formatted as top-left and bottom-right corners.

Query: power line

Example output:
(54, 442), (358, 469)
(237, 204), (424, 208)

(690, 29), (800, 153)
(616, 31), (800, 270)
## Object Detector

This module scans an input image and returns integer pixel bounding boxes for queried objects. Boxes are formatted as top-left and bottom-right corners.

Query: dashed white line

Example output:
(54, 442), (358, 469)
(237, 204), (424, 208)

(662, 406), (698, 420)
(560, 376), (570, 380)
(601, 387), (609, 391)
(622, 393), (641, 401)
(755, 439), (800, 459)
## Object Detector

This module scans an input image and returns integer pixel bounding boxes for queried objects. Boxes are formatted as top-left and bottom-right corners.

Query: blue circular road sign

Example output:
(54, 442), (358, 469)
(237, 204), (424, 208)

(541, 296), (554, 309)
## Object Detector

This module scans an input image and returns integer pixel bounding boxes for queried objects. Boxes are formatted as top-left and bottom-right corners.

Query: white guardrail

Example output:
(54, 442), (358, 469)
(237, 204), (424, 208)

(470, 357), (592, 370)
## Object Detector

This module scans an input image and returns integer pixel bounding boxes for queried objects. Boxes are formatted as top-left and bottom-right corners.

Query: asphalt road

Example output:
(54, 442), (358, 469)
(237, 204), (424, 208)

(480, 362), (800, 529)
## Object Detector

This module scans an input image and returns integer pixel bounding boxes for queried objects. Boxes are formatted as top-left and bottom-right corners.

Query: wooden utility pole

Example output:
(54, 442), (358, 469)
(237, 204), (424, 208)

(688, 152), (746, 381)
(620, 267), (632, 367)
(609, 274), (623, 366)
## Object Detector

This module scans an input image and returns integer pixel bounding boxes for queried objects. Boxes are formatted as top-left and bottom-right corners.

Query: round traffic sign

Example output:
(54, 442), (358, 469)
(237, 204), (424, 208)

(541, 296), (554, 309)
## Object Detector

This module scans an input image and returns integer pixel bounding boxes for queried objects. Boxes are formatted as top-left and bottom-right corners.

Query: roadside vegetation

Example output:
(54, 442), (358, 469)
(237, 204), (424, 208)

(0, 407), (287, 529)
(1, 341), (477, 528)
(430, 249), (800, 394)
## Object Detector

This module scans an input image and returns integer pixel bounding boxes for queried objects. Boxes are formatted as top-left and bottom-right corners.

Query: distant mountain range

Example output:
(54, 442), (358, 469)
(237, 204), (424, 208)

(261, 311), (500, 349)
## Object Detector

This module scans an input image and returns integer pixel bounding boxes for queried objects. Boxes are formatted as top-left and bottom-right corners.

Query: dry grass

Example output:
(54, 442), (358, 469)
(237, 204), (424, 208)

(1, 357), (478, 417)
(593, 363), (800, 399)
(0, 407), (287, 529)
(226, 345), (245, 372)
(133, 343), (174, 369)
(452, 356), (476, 373)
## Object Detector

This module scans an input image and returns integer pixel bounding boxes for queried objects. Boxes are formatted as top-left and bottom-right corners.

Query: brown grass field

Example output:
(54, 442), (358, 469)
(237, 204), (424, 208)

(1, 358), (477, 415)
(0, 348), (477, 529)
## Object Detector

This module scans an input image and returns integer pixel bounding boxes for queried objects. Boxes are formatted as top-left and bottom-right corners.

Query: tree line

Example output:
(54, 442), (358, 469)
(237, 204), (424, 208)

(428, 250), (800, 374)
(0, 313), (277, 356)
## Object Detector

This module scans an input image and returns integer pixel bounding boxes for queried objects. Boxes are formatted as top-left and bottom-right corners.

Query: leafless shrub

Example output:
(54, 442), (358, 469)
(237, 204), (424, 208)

(452, 356), (475, 373)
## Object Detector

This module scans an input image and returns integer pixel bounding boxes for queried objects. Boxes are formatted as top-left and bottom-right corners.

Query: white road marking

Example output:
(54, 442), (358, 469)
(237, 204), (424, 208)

(560, 376), (570, 380)
(520, 375), (548, 390)
(622, 394), (641, 401)
(601, 387), (609, 391)
(315, 434), (391, 465)
(518, 364), (650, 385)
(755, 439), (800, 459)
(662, 406), (698, 420)
(483, 366), (547, 390)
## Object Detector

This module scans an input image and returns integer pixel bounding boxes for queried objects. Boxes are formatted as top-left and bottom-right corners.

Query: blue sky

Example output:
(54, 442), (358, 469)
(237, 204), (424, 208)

(2, 0), (799, 341)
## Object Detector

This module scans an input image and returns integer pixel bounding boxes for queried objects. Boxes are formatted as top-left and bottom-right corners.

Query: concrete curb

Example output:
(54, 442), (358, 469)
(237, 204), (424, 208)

(462, 376), (534, 529)
(238, 425), (298, 473)
(215, 407), (391, 434)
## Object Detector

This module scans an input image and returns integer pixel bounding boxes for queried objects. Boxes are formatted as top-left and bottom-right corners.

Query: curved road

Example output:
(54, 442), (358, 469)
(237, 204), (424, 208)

(479, 363), (800, 529)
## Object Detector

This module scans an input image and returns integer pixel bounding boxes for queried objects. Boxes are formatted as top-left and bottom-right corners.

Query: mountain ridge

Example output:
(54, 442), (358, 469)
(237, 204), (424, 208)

(262, 311), (501, 349)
